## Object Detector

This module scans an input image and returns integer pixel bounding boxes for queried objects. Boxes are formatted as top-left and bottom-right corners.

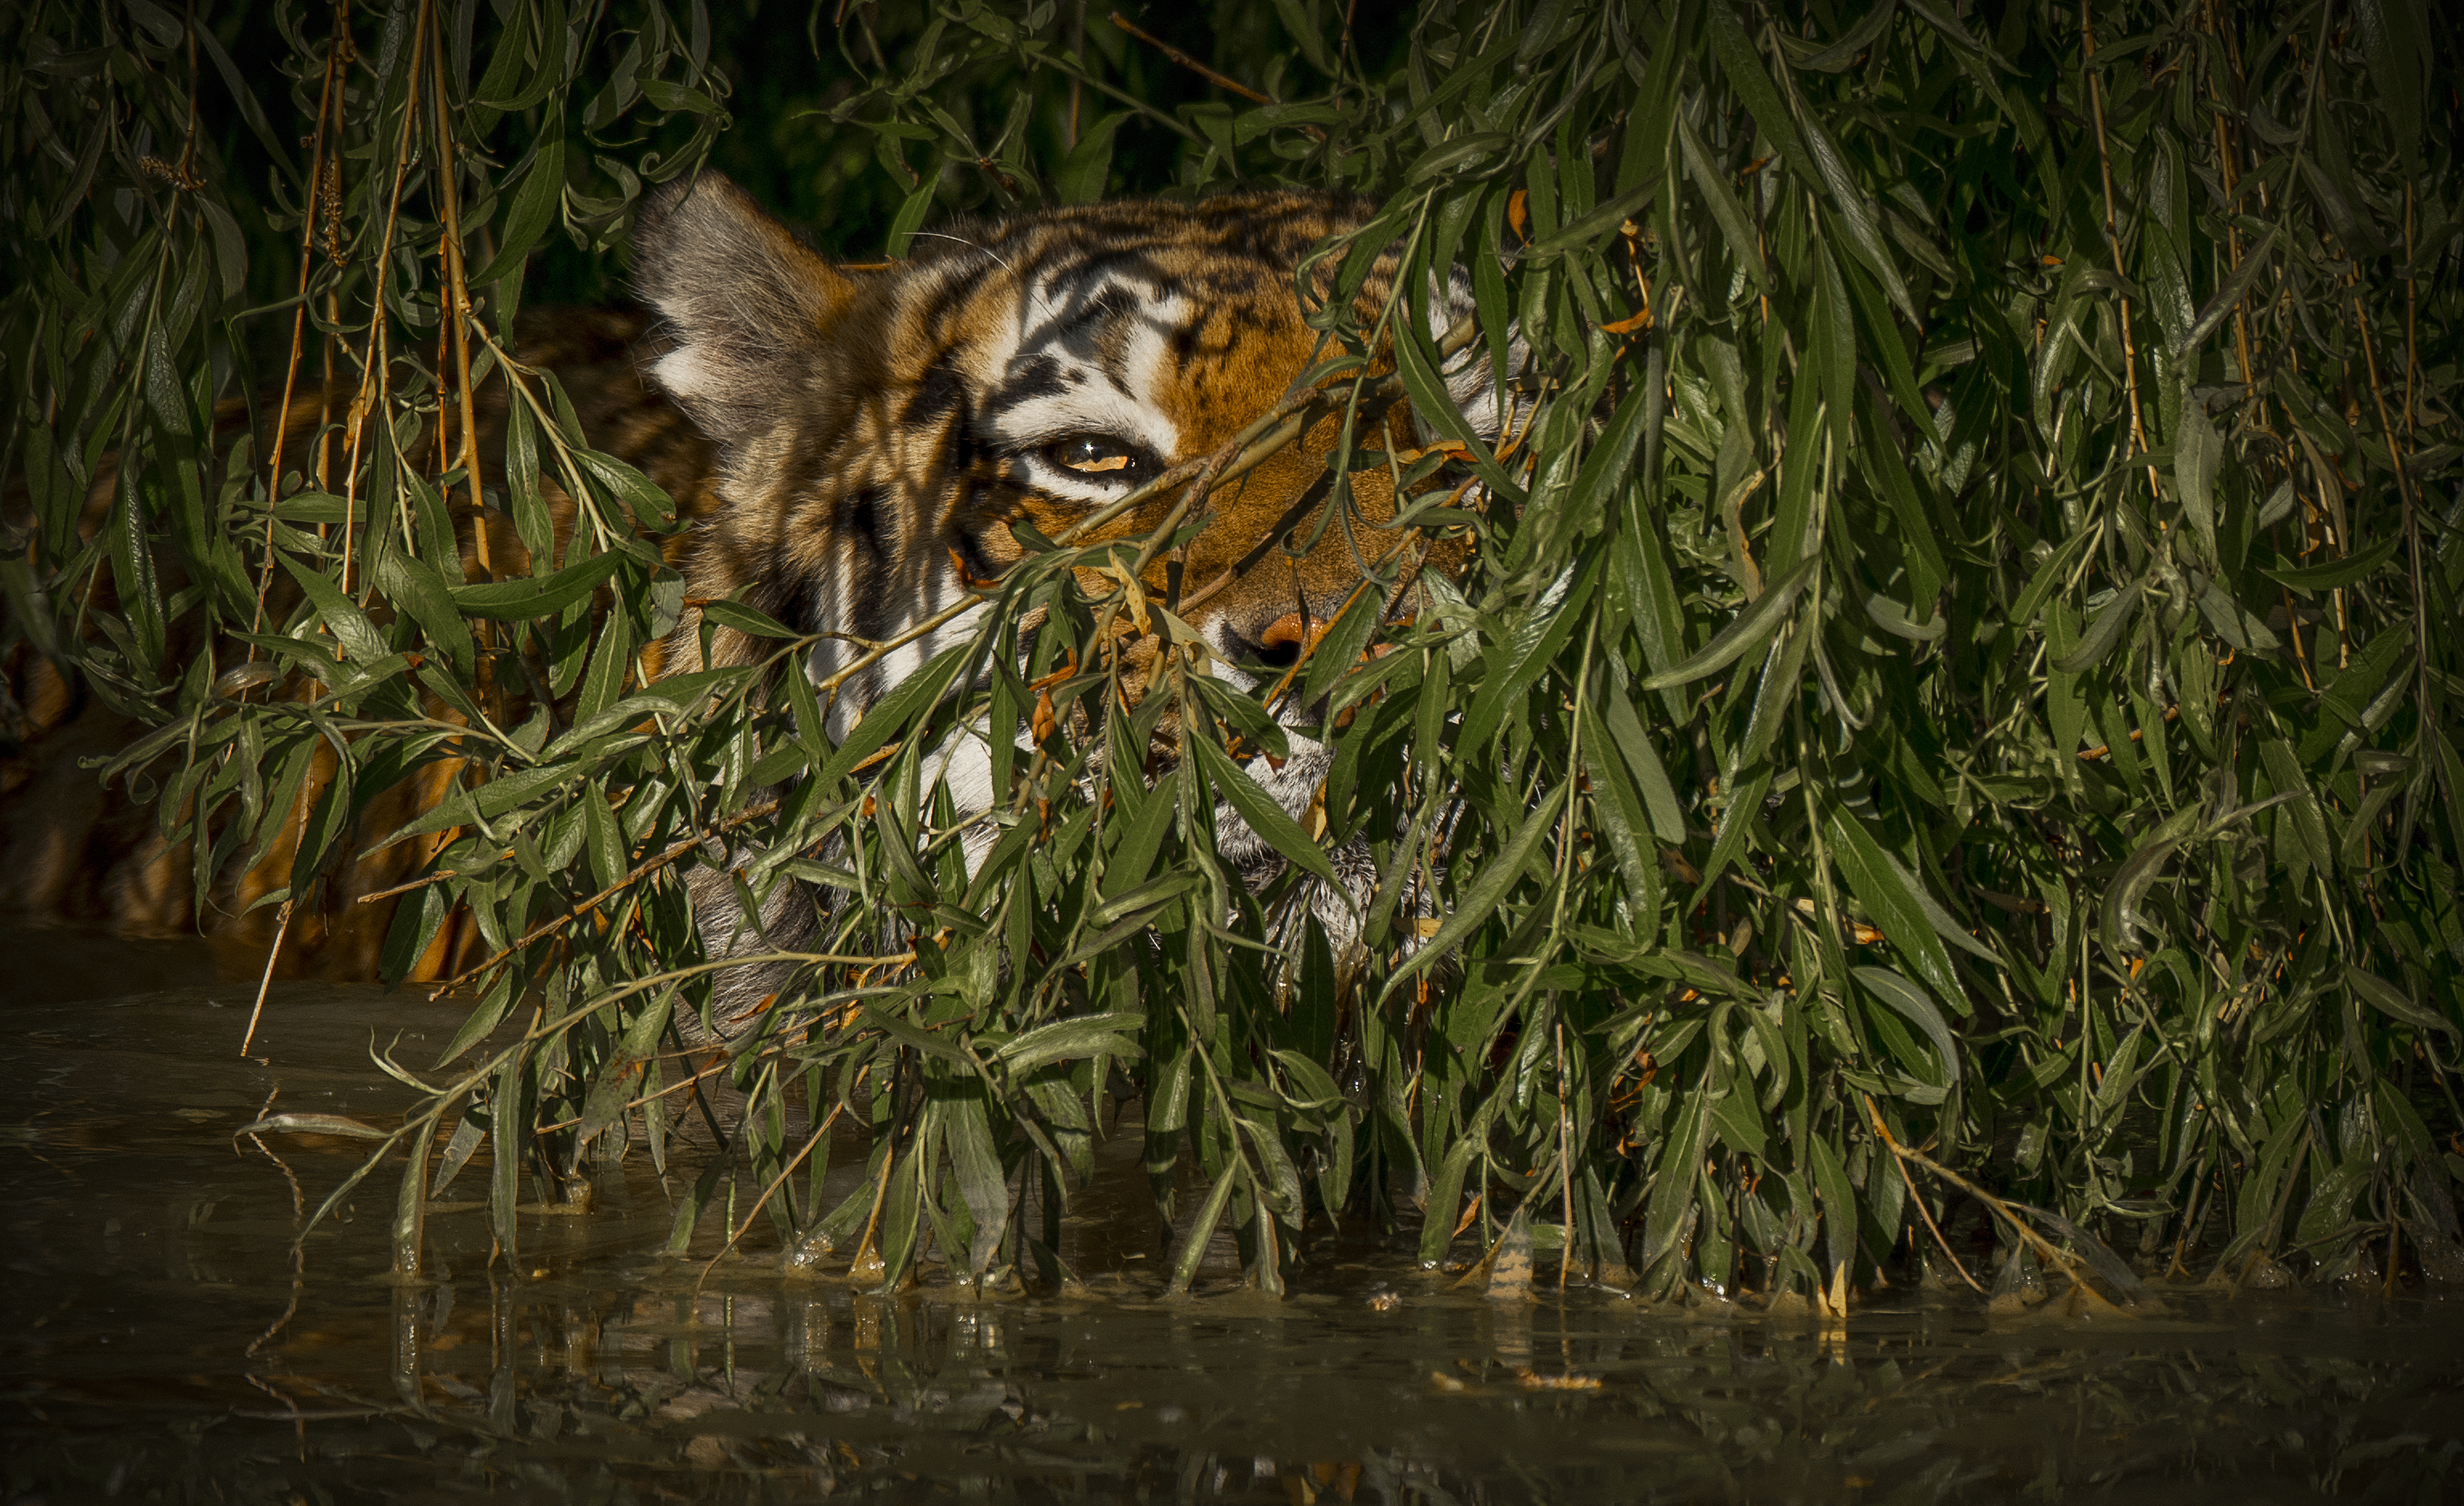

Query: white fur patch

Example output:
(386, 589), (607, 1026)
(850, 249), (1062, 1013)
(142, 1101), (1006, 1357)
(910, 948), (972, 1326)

(810, 584), (990, 744)
(976, 270), (1189, 499)
(652, 347), (722, 405)
(1197, 618), (1340, 854)
(1423, 268), (1526, 446)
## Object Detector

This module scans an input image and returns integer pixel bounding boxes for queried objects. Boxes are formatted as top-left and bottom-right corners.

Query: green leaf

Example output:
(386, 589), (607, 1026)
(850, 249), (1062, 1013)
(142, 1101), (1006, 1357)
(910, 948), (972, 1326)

(468, 139), (567, 287)
(2259, 738), (2336, 878)
(2204, 578), (2283, 655)
(1707, 6), (1811, 189)
(379, 879), (452, 986)
(575, 991), (673, 1151)
(2174, 400), (2222, 565)
(1458, 556), (1598, 753)
(814, 640), (973, 788)
(451, 547), (626, 621)
(2099, 801), (2205, 957)
(640, 79), (721, 116)
(1641, 556), (1817, 691)
(571, 606), (635, 726)
(234, 1113), (392, 1141)
(373, 543), (476, 680)
(1852, 966), (1961, 1084)
(2260, 534), (2402, 594)
(1267, 0), (1336, 73)
(1404, 132), (1511, 185)
(279, 554), (391, 666)
(993, 1013), (1148, 1074)
(1796, 0), (1900, 71)
(1523, 177), (1661, 261)
(1301, 583), (1386, 707)
(1169, 1159), (1242, 1294)
(1418, 1139), (1478, 1265)
(1054, 112), (1126, 203)
(1640, 1080), (1710, 1276)
(2346, 964), (2455, 1037)
(1188, 732), (1343, 891)
(1597, 678), (1687, 844)
(1791, 91), (1918, 322)
(2050, 578), (2145, 674)
(2178, 226), (2277, 355)
(2294, 1155), (2373, 1250)
(1676, 109), (1771, 293)
(941, 1093), (1010, 1277)
(1379, 781), (1567, 1007)
(1825, 810), (1971, 1014)
(699, 596), (800, 640)
(1807, 1132), (1858, 1278)
(573, 449), (677, 529)
(2007, 532), (2095, 630)
(886, 181), (936, 258)
(1709, 1084), (1771, 1162)
(1564, 378), (1657, 534)
(1392, 312), (1523, 505)
(583, 783), (626, 891)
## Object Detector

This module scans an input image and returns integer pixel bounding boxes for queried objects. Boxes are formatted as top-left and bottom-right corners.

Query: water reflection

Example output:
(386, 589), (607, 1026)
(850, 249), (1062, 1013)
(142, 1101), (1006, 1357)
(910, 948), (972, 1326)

(6, 983), (2463, 1503)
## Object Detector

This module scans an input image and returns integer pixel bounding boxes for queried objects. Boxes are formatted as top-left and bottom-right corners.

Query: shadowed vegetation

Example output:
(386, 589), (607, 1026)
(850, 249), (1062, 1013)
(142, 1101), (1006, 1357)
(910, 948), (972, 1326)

(4, 0), (2461, 1306)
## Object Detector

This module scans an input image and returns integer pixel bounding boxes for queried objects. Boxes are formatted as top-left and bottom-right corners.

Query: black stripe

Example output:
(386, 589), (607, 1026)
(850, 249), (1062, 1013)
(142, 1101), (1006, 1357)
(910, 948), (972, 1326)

(987, 354), (1069, 414)
(840, 486), (887, 564)
(949, 507), (1002, 586)
(901, 364), (966, 430)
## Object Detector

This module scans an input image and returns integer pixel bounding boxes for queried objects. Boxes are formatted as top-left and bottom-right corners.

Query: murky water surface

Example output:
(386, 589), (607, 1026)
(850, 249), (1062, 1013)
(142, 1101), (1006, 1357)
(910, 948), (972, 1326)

(7, 967), (2463, 1503)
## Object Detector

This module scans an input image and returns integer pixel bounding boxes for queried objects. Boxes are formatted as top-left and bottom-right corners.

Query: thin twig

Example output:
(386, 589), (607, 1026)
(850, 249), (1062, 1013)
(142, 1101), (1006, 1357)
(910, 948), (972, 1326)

(2198, 0), (2259, 390)
(1066, 0), (1085, 147)
(357, 867), (463, 904)
(848, 1139), (898, 1281)
(339, 0), (433, 598)
(1862, 1095), (1986, 1294)
(252, 3), (349, 643)
(240, 898), (295, 1057)
(1555, 1021), (1574, 1290)
(1864, 1098), (2089, 1290)
(701, 1101), (848, 1277)
(426, 795), (785, 991)
(2349, 286), (2434, 829)
(532, 1048), (761, 1133)
(428, 22), (487, 561)
(2080, 2), (2161, 508)
(1108, 10), (1273, 104)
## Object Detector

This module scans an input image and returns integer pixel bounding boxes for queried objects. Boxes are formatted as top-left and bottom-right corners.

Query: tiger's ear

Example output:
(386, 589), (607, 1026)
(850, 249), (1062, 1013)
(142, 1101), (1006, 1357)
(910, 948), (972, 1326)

(632, 171), (856, 444)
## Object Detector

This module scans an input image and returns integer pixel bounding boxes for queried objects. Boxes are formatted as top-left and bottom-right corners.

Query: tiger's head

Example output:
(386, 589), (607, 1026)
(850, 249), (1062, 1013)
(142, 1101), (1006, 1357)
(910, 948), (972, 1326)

(632, 173), (1511, 931)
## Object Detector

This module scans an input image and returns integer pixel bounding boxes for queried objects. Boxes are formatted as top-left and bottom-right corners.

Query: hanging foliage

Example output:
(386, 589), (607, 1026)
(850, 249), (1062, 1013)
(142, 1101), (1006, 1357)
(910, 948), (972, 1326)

(4, 0), (2460, 1302)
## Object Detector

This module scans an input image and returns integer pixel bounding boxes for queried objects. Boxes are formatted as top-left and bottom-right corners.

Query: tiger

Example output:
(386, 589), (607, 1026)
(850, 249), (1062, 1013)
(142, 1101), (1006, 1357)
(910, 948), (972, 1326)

(0, 173), (1518, 1004)
(631, 173), (1524, 1031)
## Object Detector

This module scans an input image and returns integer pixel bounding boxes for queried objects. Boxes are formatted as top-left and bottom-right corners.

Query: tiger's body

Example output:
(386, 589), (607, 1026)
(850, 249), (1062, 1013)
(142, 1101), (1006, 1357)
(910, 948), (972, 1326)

(2, 176), (1508, 997)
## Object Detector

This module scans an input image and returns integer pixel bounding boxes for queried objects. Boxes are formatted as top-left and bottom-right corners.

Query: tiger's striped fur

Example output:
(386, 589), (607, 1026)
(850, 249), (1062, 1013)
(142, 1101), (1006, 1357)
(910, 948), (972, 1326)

(2, 175), (1512, 994)
(632, 174), (1513, 1029)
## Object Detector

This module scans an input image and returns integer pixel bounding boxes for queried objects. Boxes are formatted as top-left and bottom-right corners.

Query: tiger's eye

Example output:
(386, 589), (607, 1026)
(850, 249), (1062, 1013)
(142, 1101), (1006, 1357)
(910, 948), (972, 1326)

(1053, 436), (1135, 474)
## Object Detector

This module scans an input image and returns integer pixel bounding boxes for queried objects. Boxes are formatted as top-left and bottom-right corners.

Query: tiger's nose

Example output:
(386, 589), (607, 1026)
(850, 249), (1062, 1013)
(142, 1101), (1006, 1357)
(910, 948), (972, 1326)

(1253, 611), (1324, 671)
(1250, 609), (1402, 676)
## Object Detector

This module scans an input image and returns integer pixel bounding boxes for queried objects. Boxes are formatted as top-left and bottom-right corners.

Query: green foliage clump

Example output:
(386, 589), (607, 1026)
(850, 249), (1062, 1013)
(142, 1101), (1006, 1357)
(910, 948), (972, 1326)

(4, 0), (2461, 1301)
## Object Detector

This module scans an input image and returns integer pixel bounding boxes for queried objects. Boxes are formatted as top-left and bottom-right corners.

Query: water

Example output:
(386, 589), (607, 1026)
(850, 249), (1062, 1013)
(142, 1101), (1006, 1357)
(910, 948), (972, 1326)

(6, 966), (2463, 1503)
